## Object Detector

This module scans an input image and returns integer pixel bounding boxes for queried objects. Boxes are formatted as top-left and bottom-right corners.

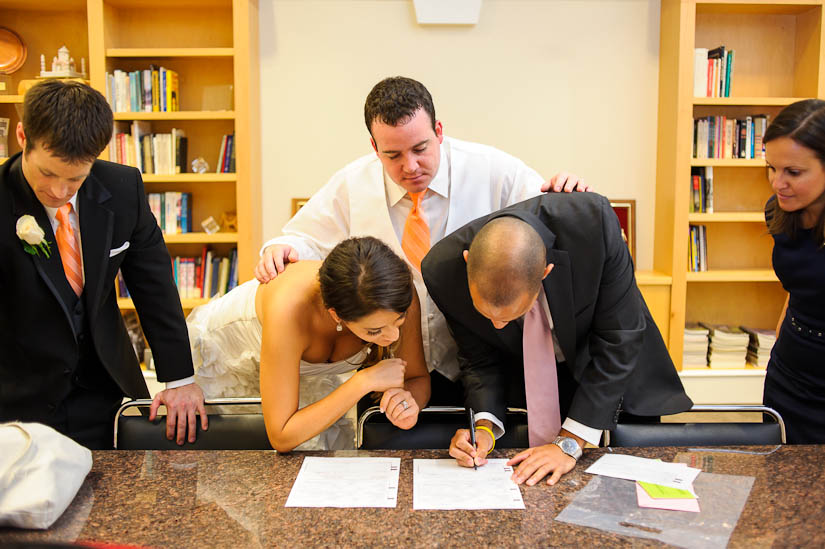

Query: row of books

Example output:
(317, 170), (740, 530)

(689, 167), (714, 213)
(147, 192), (193, 235)
(217, 134), (236, 173)
(106, 67), (180, 113)
(693, 115), (768, 159)
(683, 323), (776, 368)
(111, 122), (188, 175)
(116, 247), (239, 300)
(693, 46), (735, 98)
(688, 224), (707, 272)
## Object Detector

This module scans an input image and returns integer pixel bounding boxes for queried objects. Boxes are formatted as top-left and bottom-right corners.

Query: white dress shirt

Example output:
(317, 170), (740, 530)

(45, 194), (193, 391)
(261, 136), (545, 382)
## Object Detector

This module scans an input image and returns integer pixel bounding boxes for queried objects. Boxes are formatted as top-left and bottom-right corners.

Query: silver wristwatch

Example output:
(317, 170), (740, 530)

(552, 436), (582, 461)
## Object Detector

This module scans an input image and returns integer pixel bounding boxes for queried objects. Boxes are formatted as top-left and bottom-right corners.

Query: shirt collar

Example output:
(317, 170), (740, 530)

(384, 137), (450, 205)
(43, 193), (79, 224)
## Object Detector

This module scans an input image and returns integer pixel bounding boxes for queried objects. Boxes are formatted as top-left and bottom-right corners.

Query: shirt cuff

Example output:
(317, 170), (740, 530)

(562, 417), (603, 447)
(165, 376), (195, 390)
(473, 412), (505, 439)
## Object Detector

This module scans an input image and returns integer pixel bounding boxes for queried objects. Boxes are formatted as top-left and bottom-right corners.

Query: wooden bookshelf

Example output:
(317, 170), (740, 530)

(655, 0), (820, 374)
(0, 1), (259, 314)
(119, 297), (209, 310)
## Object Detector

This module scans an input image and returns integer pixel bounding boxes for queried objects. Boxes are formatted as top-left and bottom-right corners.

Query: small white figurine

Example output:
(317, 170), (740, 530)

(39, 46), (87, 79)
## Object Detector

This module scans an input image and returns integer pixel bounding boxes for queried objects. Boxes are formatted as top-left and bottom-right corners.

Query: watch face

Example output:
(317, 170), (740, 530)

(555, 436), (581, 458)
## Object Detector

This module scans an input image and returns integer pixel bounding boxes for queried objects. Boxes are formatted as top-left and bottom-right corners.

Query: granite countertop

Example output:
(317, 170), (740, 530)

(1, 446), (824, 548)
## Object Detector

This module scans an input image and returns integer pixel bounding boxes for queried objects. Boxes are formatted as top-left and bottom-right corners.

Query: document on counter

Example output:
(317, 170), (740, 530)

(585, 454), (701, 492)
(413, 459), (525, 510)
(285, 457), (400, 508)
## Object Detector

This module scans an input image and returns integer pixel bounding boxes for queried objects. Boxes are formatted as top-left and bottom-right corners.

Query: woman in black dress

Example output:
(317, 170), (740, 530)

(763, 99), (825, 444)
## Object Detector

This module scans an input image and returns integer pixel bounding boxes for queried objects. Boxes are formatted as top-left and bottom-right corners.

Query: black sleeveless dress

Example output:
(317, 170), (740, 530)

(763, 200), (825, 443)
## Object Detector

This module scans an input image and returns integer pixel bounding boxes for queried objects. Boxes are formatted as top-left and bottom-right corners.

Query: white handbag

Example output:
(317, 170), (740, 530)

(0, 422), (92, 529)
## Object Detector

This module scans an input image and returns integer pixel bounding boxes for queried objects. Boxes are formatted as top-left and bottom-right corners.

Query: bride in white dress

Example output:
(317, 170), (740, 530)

(186, 237), (430, 451)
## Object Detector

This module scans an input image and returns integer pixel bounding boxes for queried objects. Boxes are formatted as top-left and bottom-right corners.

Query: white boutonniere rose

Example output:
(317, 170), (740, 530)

(16, 215), (51, 258)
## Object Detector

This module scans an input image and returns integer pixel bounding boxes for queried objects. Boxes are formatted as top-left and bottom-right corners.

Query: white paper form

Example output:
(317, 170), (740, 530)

(585, 454), (701, 491)
(285, 457), (400, 508)
(413, 459), (525, 510)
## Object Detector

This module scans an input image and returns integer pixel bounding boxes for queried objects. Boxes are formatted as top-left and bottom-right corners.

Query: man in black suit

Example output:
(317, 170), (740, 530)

(0, 80), (206, 449)
(422, 192), (692, 485)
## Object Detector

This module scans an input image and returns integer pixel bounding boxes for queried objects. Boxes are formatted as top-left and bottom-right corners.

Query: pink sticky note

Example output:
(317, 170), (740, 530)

(636, 482), (700, 513)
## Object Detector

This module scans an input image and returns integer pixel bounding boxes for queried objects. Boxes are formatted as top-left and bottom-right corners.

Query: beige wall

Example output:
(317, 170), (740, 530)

(259, 0), (661, 269)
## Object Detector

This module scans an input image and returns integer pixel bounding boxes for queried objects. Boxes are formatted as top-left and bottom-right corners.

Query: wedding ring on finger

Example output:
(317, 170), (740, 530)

(401, 400), (410, 411)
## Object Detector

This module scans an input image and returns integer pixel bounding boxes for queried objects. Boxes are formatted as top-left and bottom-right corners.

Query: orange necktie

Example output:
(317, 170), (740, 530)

(401, 192), (430, 271)
(56, 204), (83, 296)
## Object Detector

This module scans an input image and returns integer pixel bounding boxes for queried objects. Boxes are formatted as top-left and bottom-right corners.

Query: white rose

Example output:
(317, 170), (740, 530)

(16, 215), (45, 245)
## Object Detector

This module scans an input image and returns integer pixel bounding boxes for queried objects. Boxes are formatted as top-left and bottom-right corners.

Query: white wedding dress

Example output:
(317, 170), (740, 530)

(186, 279), (368, 450)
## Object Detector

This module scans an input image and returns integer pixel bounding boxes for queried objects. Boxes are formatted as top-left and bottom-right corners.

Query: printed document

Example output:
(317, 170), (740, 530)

(285, 457), (400, 508)
(413, 459), (525, 510)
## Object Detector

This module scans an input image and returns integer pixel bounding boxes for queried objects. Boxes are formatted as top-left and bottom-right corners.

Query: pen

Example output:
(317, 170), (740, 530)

(468, 407), (477, 470)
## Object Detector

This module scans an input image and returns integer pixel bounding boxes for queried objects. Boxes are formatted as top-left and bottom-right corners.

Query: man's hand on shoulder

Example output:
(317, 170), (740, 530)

(254, 244), (299, 283)
(149, 383), (208, 445)
(541, 172), (592, 193)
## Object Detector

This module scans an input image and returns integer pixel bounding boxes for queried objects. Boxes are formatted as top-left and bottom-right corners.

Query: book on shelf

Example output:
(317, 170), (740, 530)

(700, 323), (750, 368)
(110, 123), (187, 175)
(688, 224), (707, 272)
(693, 46), (735, 98)
(689, 167), (713, 213)
(740, 326), (776, 368)
(693, 114), (768, 159)
(106, 67), (180, 113)
(147, 191), (192, 234)
(216, 134), (235, 173)
(683, 322), (710, 369)
(167, 247), (239, 299)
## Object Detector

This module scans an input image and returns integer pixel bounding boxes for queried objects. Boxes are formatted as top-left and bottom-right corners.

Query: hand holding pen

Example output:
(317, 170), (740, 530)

(449, 409), (495, 469)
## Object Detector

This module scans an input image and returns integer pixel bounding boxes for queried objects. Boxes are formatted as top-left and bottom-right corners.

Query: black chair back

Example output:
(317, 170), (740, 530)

(115, 398), (273, 450)
(358, 406), (529, 449)
(605, 405), (786, 447)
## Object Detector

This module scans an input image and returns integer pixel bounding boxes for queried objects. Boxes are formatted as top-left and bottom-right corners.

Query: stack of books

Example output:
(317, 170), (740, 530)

(689, 167), (713, 213)
(694, 46), (734, 98)
(110, 121), (187, 175)
(216, 134), (235, 173)
(741, 327), (776, 368)
(147, 191), (193, 235)
(683, 323), (710, 369)
(701, 324), (750, 368)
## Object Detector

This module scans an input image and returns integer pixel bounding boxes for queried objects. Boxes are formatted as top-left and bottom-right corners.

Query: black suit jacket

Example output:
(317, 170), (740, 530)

(422, 193), (692, 430)
(0, 153), (193, 422)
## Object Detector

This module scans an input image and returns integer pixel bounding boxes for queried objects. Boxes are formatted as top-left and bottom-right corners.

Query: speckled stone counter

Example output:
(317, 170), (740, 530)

(1, 446), (824, 548)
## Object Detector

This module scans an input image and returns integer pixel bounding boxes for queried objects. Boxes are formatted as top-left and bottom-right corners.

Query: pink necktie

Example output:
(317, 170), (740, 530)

(522, 296), (561, 447)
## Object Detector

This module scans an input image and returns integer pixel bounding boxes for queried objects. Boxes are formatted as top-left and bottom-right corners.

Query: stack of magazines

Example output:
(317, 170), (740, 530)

(683, 323), (710, 368)
(701, 324), (750, 368)
(741, 327), (776, 368)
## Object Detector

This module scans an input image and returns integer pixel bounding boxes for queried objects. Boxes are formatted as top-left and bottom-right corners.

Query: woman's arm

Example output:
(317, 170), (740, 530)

(380, 288), (431, 429)
(258, 287), (404, 452)
(776, 293), (789, 338)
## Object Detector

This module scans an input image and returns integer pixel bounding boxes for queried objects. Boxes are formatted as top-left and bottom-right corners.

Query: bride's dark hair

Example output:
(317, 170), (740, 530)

(319, 237), (413, 365)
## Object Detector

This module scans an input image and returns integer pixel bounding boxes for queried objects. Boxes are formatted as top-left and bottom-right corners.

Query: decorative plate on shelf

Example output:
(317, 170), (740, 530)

(0, 27), (26, 74)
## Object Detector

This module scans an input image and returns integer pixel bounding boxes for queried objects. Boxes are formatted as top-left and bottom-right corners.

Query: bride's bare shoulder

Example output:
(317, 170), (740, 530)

(256, 261), (323, 321)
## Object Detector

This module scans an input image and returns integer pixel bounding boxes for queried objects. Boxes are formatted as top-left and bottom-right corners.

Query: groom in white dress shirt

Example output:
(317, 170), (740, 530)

(254, 76), (590, 405)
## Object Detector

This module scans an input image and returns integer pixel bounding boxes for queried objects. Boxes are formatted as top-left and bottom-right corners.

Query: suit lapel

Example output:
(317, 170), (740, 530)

(544, 249), (575, 364)
(78, 173), (113, 321)
(7, 155), (76, 333)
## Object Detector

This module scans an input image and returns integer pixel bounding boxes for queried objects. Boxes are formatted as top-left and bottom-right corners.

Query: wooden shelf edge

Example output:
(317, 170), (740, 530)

(686, 270), (778, 282)
(0, 95), (23, 104)
(119, 297), (209, 310)
(690, 158), (766, 167)
(0, 157), (8, 165)
(113, 111), (235, 121)
(163, 232), (238, 243)
(635, 270), (673, 286)
(679, 368), (766, 378)
(142, 173), (237, 183)
(107, 47), (234, 58)
(688, 212), (765, 222)
(693, 96), (805, 106)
